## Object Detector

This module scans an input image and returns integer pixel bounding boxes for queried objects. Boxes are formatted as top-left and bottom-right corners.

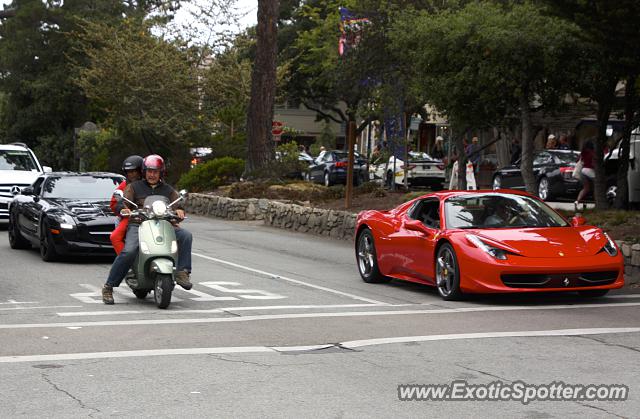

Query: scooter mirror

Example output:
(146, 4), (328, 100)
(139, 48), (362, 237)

(179, 189), (188, 198)
(113, 189), (124, 198)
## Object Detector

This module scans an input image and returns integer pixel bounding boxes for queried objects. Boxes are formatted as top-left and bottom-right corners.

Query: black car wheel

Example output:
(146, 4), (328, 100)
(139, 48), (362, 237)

(8, 208), (30, 249)
(39, 221), (59, 262)
(537, 176), (552, 201)
(492, 175), (502, 190)
(435, 243), (463, 300)
(356, 229), (390, 284)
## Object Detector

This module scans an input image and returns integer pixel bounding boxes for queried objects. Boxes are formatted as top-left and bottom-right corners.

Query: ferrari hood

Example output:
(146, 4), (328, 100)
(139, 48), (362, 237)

(472, 227), (608, 258)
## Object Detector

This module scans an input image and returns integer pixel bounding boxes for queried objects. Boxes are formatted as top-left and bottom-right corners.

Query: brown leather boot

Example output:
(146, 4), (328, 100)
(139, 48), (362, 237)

(175, 271), (193, 290)
(102, 285), (114, 305)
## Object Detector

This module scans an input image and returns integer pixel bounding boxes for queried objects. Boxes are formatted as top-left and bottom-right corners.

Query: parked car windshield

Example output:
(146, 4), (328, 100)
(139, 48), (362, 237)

(553, 151), (580, 164)
(0, 150), (38, 171)
(444, 193), (569, 229)
(408, 151), (438, 161)
(42, 176), (123, 199)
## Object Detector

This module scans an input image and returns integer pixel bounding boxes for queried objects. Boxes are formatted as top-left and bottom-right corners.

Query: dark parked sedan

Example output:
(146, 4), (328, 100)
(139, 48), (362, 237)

(8, 172), (124, 261)
(492, 150), (581, 201)
(307, 150), (368, 186)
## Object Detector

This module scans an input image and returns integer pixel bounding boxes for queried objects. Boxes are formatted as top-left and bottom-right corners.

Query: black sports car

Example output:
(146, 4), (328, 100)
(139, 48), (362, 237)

(492, 150), (581, 201)
(8, 172), (125, 261)
(307, 150), (368, 186)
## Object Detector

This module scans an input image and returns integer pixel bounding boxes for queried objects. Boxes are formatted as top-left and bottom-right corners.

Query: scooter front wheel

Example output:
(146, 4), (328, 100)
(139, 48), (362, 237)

(154, 274), (174, 309)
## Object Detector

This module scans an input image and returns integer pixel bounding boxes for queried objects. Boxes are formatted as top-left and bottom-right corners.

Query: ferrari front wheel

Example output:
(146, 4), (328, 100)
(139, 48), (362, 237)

(356, 229), (390, 284)
(435, 243), (463, 300)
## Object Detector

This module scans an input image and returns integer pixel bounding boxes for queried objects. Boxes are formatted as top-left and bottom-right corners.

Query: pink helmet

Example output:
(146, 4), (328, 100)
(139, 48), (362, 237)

(143, 154), (165, 177)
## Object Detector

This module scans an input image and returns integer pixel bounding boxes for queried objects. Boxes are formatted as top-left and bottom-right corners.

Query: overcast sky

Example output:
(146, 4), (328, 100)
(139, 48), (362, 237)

(0, 0), (258, 29)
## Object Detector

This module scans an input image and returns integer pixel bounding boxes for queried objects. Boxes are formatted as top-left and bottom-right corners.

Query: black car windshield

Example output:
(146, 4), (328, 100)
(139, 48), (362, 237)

(445, 193), (569, 229)
(553, 151), (580, 164)
(42, 176), (123, 199)
(0, 150), (38, 171)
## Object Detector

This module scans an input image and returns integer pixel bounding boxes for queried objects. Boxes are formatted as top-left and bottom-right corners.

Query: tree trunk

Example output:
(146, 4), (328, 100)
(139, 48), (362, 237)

(245, 0), (279, 177)
(593, 79), (617, 210)
(615, 75), (638, 209)
(455, 128), (469, 190)
(519, 92), (536, 195)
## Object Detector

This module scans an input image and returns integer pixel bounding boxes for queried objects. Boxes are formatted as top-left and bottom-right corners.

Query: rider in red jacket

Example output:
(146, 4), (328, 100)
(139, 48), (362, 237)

(110, 155), (144, 254)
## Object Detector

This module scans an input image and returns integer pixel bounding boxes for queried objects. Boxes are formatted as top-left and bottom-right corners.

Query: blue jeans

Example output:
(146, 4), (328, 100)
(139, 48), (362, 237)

(106, 224), (193, 287)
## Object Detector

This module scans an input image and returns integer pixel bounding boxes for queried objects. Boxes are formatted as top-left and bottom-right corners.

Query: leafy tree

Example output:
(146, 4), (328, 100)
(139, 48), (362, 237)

(542, 0), (640, 209)
(392, 2), (580, 191)
(74, 19), (200, 176)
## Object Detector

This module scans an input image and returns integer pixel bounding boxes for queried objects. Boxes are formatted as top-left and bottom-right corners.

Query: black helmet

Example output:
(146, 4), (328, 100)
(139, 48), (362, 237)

(122, 155), (144, 173)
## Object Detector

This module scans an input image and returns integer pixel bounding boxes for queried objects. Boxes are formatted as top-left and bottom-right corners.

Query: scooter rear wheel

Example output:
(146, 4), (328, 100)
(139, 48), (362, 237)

(154, 274), (174, 309)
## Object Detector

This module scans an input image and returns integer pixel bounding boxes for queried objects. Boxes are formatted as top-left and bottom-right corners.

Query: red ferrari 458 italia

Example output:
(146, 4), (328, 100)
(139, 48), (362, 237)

(354, 190), (624, 300)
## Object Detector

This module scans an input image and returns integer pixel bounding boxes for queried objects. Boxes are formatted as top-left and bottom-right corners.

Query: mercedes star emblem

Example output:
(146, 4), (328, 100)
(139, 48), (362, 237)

(10, 186), (21, 195)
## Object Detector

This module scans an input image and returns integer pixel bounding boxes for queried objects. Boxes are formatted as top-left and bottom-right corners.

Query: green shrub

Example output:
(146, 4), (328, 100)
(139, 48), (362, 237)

(177, 157), (244, 192)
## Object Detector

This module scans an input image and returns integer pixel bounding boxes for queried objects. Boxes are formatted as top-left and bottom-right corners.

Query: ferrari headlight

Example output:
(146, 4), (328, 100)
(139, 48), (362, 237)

(151, 201), (167, 216)
(602, 233), (618, 257)
(466, 234), (508, 260)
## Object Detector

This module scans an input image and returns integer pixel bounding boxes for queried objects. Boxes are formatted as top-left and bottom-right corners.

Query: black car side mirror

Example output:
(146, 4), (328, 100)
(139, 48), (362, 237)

(21, 186), (34, 195)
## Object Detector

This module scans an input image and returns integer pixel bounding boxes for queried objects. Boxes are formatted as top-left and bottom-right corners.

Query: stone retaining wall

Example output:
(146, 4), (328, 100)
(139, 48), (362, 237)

(185, 193), (640, 286)
(185, 193), (357, 240)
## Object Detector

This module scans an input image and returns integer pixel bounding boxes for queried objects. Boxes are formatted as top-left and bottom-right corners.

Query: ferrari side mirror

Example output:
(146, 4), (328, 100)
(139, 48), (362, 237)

(404, 219), (431, 235)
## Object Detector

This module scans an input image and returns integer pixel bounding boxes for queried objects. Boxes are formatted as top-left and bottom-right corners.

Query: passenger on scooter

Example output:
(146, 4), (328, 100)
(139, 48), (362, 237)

(102, 154), (193, 305)
(110, 155), (144, 255)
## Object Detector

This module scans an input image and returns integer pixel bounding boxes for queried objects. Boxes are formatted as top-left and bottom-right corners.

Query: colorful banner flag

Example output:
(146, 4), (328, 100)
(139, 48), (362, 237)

(339, 7), (370, 56)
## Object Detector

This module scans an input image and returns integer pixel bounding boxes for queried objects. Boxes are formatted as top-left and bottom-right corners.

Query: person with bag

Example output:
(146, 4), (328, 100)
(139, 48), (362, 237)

(575, 141), (595, 209)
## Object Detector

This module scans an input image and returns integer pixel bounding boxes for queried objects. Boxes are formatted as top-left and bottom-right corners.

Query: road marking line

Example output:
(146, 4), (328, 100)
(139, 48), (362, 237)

(55, 303), (407, 317)
(341, 327), (640, 349)
(0, 300), (38, 305)
(1, 327), (639, 363)
(192, 252), (389, 305)
(607, 294), (640, 299)
(5, 301), (640, 329)
(0, 305), (82, 312)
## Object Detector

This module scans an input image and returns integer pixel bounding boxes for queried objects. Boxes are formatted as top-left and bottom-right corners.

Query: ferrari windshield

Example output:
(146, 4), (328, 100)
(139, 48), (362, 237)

(0, 150), (39, 171)
(42, 176), (122, 199)
(444, 193), (569, 229)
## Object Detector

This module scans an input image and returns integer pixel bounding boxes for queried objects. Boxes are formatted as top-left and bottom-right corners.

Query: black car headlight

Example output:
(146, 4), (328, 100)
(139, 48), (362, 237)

(601, 233), (618, 257)
(50, 213), (76, 230)
(466, 234), (508, 260)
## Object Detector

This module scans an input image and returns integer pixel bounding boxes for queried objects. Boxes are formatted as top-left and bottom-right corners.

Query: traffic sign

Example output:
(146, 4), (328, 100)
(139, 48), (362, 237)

(272, 120), (284, 136)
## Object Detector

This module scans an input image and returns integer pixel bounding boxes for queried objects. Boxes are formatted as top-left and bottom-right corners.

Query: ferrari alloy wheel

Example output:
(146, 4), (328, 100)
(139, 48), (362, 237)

(435, 243), (463, 300)
(356, 229), (390, 284)
(492, 175), (502, 190)
(538, 177), (551, 201)
(577, 289), (609, 298)
(39, 221), (59, 262)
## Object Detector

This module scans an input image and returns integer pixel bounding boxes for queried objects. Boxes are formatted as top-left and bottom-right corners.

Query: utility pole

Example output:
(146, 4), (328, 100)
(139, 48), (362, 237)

(345, 120), (356, 208)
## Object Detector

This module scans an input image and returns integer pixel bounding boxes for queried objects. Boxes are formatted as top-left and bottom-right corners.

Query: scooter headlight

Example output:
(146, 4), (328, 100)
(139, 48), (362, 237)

(151, 201), (167, 216)
(171, 240), (178, 253)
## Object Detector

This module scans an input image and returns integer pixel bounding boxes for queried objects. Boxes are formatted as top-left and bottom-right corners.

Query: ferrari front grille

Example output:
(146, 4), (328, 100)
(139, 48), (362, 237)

(501, 271), (618, 288)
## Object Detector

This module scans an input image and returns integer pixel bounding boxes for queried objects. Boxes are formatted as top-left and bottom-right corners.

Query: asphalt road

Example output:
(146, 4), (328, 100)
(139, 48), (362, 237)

(0, 215), (638, 418)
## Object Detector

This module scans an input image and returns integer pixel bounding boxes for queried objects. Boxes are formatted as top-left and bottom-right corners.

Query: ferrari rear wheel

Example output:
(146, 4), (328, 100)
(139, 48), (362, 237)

(577, 289), (609, 298)
(435, 243), (463, 300)
(356, 229), (390, 284)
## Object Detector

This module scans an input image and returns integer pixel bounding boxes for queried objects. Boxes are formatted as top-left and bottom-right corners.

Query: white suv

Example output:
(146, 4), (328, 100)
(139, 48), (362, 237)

(0, 142), (52, 223)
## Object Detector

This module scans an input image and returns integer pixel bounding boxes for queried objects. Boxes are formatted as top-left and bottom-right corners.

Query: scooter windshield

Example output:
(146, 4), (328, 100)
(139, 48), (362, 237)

(143, 195), (170, 209)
